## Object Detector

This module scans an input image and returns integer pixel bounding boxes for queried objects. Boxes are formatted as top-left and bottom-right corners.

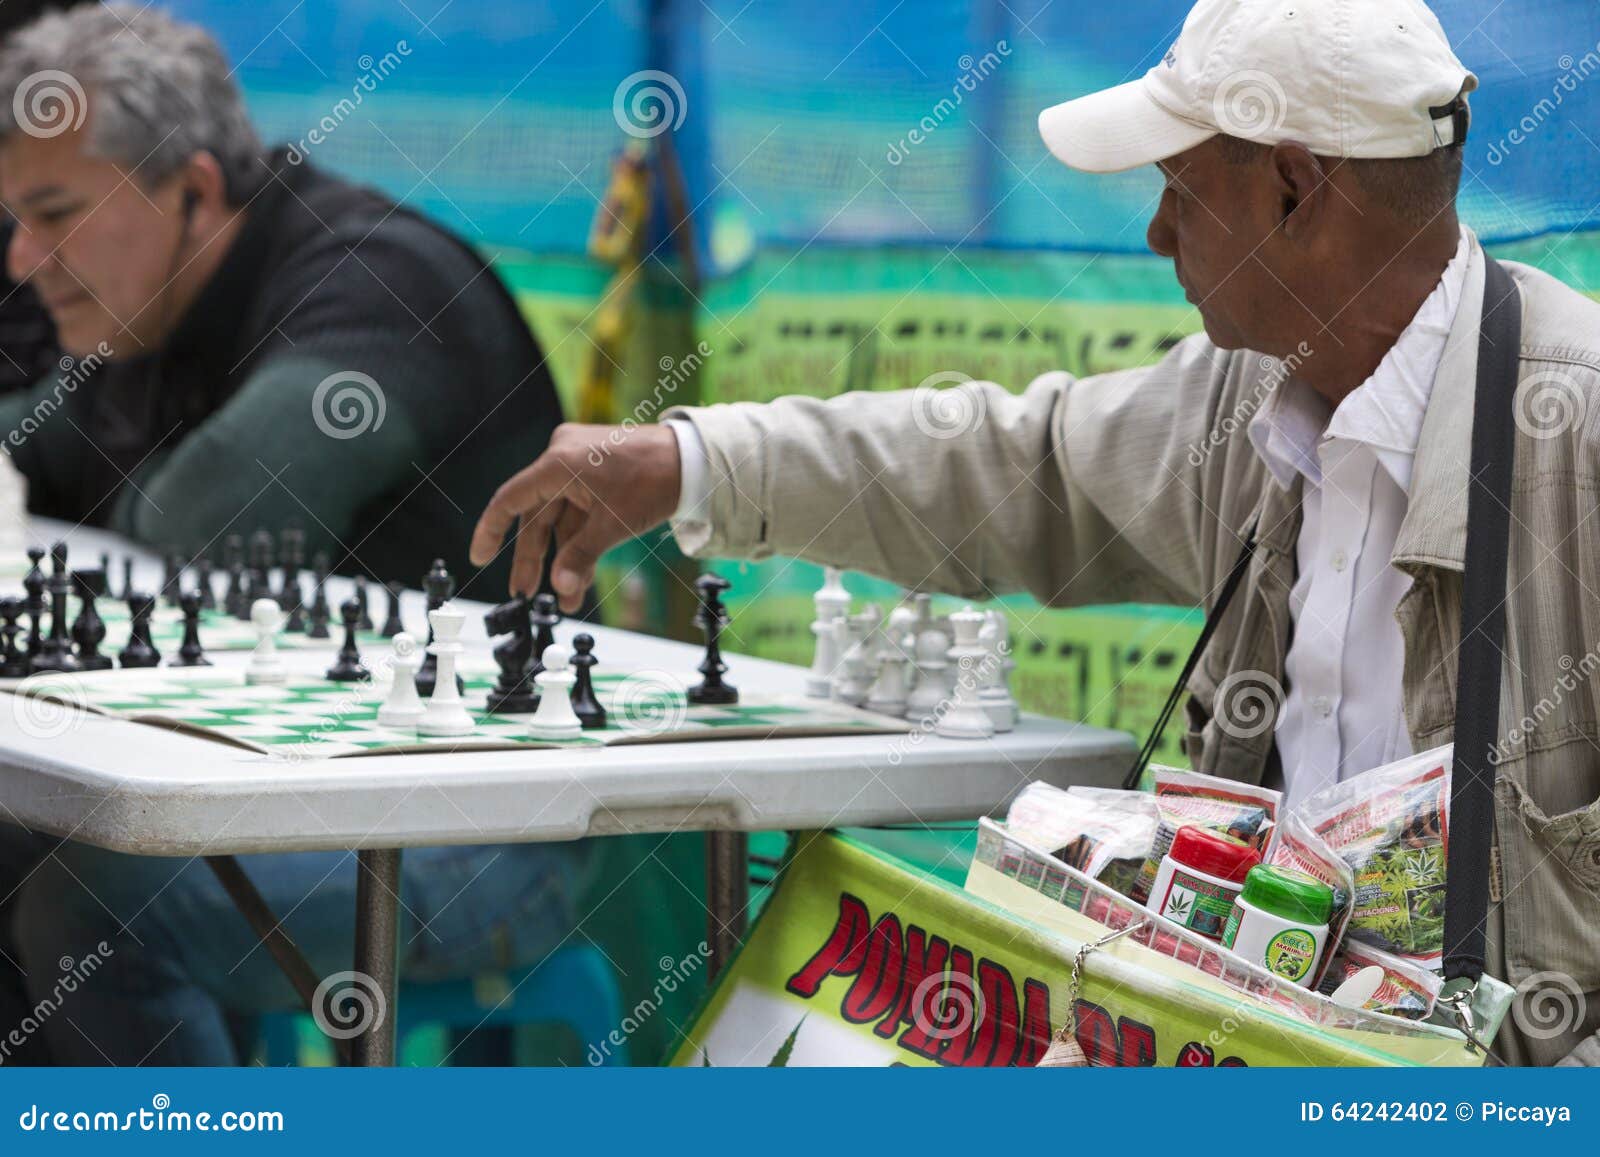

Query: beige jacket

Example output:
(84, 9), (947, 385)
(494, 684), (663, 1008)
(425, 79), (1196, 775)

(668, 232), (1600, 1065)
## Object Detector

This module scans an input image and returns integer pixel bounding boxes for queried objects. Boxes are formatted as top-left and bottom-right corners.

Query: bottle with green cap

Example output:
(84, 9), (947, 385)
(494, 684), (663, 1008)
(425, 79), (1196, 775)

(1221, 865), (1335, 987)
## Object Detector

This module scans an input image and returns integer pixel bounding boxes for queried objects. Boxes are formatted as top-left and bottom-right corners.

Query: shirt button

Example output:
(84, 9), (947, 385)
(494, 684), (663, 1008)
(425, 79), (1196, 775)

(1312, 696), (1333, 718)
(1330, 550), (1348, 572)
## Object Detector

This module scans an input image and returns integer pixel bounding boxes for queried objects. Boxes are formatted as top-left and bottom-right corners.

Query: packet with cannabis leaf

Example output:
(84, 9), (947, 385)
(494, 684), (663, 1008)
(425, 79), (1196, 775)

(1130, 767), (1281, 906)
(1316, 939), (1444, 1020)
(1005, 783), (1158, 900)
(1300, 747), (1451, 971)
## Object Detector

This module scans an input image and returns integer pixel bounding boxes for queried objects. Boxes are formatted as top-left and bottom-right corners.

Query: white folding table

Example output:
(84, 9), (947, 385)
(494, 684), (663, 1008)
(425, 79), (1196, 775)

(0, 521), (1137, 1064)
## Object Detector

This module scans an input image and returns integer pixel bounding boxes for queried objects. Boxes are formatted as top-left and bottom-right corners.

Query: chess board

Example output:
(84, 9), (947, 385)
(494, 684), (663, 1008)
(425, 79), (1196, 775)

(6, 666), (910, 758)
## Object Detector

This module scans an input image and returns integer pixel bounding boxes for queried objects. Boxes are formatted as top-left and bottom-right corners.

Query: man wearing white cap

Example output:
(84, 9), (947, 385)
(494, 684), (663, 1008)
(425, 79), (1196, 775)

(474, 0), (1600, 1065)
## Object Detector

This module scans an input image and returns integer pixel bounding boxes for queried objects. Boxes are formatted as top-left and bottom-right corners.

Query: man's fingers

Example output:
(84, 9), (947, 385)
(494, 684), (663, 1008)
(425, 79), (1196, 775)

(469, 454), (569, 568)
(550, 508), (613, 613)
(508, 507), (557, 597)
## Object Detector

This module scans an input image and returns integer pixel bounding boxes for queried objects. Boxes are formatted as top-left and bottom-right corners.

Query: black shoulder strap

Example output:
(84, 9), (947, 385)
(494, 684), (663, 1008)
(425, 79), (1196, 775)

(1444, 255), (1522, 983)
(1123, 520), (1258, 790)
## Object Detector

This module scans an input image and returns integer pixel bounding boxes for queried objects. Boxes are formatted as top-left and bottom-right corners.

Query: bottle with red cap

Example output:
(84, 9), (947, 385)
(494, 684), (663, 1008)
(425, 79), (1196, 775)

(1147, 825), (1261, 941)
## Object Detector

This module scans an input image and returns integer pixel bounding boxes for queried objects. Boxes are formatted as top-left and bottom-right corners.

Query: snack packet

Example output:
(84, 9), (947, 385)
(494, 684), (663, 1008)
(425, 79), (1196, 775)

(1005, 783), (1157, 899)
(1131, 767), (1281, 905)
(1301, 747), (1451, 971)
(1266, 813), (1355, 987)
(1316, 940), (1444, 1020)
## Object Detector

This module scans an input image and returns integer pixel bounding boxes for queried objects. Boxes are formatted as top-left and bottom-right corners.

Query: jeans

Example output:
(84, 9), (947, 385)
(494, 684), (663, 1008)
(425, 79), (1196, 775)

(0, 824), (592, 1065)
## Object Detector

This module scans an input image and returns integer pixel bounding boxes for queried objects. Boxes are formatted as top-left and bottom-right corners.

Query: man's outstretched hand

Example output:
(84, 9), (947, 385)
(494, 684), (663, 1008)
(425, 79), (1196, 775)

(469, 422), (682, 610)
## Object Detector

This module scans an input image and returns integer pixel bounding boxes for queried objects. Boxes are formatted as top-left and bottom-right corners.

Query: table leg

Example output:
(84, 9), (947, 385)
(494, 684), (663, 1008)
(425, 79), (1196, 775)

(705, 831), (748, 981)
(351, 848), (402, 1066)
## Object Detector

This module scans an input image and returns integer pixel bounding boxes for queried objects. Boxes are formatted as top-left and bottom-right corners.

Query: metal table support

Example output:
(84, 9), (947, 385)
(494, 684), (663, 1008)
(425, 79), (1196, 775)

(351, 848), (403, 1066)
(705, 831), (748, 980)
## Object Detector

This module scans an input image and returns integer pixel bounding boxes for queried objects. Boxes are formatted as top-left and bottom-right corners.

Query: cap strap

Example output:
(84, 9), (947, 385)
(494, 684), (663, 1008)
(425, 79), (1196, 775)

(1429, 96), (1470, 149)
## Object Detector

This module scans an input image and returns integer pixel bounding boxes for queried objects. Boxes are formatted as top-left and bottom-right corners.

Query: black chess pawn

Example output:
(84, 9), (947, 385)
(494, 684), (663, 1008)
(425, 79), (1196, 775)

(354, 575), (375, 631)
(277, 528), (304, 614)
(325, 598), (370, 682)
(483, 595), (537, 714)
(69, 568), (113, 671)
(687, 573), (737, 705)
(570, 633), (606, 729)
(527, 592), (561, 680)
(31, 543), (79, 674)
(223, 534), (247, 619)
(162, 551), (184, 607)
(248, 529), (275, 607)
(415, 558), (461, 698)
(196, 558), (218, 612)
(307, 552), (332, 639)
(284, 573), (308, 634)
(0, 597), (28, 678)
(22, 546), (45, 662)
(119, 592), (161, 668)
(170, 590), (211, 667)
(380, 581), (404, 638)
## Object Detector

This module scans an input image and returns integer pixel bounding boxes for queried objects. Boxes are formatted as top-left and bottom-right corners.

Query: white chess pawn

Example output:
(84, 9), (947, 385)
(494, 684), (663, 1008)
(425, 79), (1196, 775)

(934, 609), (996, 739)
(377, 632), (426, 728)
(977, 610), (1016, 733)
(831, 607), (880, 707)
(867, 606), (916, 717)
(526, 644), (583, 738)
(246, 597), (287, 685)
(806, 566), (852, 698)
(906, 627), (951, 723)
(418, 605), (473, 737)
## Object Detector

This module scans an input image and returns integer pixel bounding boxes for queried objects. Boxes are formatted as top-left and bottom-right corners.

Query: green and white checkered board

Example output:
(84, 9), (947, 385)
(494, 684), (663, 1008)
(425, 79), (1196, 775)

(10, 667), (909, 758)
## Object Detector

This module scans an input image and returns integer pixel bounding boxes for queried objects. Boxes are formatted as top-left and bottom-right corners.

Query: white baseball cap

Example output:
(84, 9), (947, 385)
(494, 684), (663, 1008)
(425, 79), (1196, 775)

(1038, 0), (1477, 173)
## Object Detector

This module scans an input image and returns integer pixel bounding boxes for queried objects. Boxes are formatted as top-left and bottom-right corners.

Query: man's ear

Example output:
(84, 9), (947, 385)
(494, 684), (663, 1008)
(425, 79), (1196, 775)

(1269, 143), (1329, 241)
(173, 151), (230, 233)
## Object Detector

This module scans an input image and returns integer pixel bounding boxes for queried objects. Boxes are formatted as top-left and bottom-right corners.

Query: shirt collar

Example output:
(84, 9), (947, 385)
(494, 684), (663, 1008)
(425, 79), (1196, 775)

(1248, 225), (1472, 494)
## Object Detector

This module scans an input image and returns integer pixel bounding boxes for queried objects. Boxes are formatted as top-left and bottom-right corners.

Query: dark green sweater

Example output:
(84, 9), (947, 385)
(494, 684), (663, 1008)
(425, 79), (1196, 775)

(0, 149), (562, 597)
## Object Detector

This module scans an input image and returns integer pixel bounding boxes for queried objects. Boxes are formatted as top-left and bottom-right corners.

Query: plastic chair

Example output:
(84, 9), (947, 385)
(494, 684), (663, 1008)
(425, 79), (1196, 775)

(260, 943), (629, 1066)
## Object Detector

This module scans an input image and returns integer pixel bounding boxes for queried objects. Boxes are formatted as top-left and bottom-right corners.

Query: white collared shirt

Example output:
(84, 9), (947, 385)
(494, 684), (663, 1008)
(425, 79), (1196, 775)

(1252, 227), (1471, 809)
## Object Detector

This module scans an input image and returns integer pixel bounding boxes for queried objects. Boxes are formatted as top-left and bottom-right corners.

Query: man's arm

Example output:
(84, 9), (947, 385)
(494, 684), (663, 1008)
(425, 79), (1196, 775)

(473, 334), (1241, 611)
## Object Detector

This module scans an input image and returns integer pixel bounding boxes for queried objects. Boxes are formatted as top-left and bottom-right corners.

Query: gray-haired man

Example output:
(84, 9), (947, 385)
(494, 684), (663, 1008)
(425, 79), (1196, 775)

(474, 0), (1600, 1065)
(0, 5), (593, 1065)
